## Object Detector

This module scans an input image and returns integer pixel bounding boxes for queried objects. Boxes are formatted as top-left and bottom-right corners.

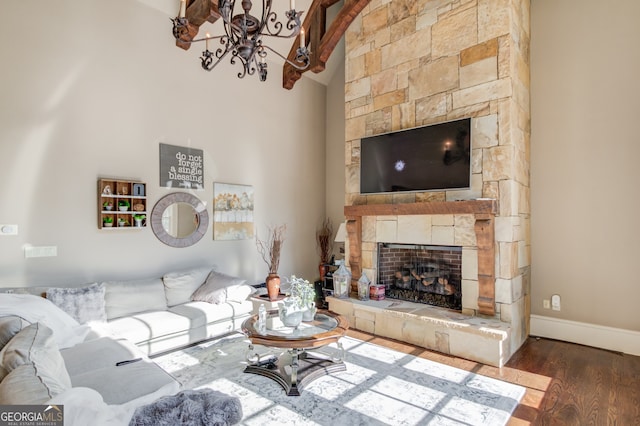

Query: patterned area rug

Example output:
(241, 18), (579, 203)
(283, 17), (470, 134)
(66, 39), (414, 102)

(153, 333), (524, 426)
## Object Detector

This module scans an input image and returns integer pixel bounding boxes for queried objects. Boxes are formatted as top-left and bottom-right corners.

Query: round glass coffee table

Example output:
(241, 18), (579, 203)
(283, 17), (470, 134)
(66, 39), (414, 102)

(241, 309), (349, 396)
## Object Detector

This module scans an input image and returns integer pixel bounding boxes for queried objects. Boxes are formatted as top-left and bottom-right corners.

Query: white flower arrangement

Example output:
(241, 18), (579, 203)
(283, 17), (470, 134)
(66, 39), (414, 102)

(285, 275), (316, 309)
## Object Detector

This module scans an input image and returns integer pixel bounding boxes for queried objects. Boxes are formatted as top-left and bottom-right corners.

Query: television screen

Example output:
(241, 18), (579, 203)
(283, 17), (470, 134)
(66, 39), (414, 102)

(360, 118), (471, 194)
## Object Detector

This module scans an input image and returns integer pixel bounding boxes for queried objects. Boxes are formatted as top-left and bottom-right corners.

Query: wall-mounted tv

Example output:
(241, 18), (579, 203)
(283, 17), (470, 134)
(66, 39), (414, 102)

(360, 118), (471, 194)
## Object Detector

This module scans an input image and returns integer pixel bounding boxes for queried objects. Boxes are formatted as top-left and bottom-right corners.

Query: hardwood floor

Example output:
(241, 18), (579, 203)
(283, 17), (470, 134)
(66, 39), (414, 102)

(345, 330), (640, 425)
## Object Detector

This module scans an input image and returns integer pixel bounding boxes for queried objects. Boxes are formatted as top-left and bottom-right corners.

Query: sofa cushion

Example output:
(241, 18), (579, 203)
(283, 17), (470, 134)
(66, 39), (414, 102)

(107, 310), (196, 345)
(0, 362), (70, 404)
(168, 301), (254, 329)
(103, 278), (167, 319)
(0, 323), (72, 401)
(0, 294), (90, 349)
(191, 271), (249, 304)
(163, 266), (213, 307)
(0, 316), (24, 350)
(60, 336), (179, 405)
(46, 283), (107, 324)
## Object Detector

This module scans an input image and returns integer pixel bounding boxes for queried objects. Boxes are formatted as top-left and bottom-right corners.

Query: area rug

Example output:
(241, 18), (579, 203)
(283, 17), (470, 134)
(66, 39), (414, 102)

(153, 333), (525, 426)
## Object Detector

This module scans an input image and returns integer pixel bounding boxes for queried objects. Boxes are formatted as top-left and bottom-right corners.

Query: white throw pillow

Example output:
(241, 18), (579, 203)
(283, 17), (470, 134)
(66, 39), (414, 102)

(46, 283), (107, 324)
(191, 271), (248, 304)
(163, 267), (213, 306)
(0, 294), (90, 349)
(103, 278), (167, 319)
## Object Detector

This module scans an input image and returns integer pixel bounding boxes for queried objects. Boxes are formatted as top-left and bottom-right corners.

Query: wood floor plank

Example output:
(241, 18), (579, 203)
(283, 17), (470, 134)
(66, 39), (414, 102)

(345, 330), (640, 425)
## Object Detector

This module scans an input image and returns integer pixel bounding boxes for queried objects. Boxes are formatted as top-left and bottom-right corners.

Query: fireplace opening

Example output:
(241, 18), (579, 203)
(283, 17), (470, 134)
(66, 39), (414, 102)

(377, 243), (462, 311)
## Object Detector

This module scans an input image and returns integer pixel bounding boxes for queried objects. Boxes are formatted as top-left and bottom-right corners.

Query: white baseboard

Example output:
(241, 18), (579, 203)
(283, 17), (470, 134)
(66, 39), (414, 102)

(530, 314), (640, 356)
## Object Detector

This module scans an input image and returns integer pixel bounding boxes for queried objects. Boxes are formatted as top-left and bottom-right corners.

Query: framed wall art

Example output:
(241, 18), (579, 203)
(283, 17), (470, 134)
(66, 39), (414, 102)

(213, 183), (254, 240)
(159, 143), (204, 190)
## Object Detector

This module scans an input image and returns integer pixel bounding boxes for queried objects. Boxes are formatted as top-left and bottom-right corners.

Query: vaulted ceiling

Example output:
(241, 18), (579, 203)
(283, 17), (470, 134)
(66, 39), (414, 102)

(174, 0), (370, 89)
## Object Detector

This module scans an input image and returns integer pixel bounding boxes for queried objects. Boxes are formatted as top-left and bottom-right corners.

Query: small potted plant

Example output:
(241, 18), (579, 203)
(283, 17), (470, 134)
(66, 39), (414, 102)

(103, 217), (114, 227)
(103, 201), (114, 211)
(118, 199), (130, 212)
(286, 275), (316, 321)
(133, 214), (146, 227)
(117, 217), (128, 227)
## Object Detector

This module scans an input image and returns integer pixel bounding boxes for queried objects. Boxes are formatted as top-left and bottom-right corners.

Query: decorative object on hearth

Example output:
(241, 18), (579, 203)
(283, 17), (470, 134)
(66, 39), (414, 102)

(316, 218), (333, 280)
(370, 284), (385, 301)
(332, 260), (351, 299)
(256, 224), (286, 301)
(357, 272), (370, 301)
(171, 0), (310, 82)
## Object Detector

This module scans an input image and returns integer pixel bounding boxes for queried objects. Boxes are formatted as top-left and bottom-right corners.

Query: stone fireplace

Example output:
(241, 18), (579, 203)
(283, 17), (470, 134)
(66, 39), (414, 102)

(330, 0), (531, 367)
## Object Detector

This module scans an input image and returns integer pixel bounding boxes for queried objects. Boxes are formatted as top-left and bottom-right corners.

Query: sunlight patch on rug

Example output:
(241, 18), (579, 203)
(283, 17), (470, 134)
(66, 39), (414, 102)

(153, 333), (524, 426)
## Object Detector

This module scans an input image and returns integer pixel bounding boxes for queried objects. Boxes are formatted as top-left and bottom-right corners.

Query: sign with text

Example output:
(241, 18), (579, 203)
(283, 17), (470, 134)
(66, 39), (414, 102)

(0, 405), (64, 426)
(159, 143), (204, 190)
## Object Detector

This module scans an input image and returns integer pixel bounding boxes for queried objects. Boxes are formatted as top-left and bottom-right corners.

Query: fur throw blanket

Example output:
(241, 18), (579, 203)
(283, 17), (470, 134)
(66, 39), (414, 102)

(129, 389), (242, 426)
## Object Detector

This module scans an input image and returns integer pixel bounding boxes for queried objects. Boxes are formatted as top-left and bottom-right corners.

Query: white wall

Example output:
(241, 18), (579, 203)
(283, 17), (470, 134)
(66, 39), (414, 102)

(531, 0), (640, 331)
(325, 56), (346, 250)
(0, 0), (327, 286)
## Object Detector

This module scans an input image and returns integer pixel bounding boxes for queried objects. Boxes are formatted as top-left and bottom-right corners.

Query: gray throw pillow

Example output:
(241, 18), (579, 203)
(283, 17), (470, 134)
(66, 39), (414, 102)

(46, 283), (106, 324)
(191, 272), (247, 304)
(0, 316), (24, 350)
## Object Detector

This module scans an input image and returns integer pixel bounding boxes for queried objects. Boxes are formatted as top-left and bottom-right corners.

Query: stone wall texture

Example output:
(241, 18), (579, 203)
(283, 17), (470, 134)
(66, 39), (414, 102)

(344, 0), (531, 354)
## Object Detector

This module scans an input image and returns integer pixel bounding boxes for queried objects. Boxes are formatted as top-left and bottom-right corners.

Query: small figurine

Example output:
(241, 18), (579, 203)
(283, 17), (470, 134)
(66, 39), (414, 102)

(102, 185), (111, 195)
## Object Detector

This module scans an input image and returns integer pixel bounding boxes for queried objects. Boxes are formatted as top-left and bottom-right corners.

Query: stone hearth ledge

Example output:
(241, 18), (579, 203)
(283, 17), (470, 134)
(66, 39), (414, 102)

(327, 296), (512, 367)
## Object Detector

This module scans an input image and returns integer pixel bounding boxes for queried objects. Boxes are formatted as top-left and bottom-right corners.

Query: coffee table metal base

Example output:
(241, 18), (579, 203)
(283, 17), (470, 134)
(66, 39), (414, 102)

(244, 347), (345, 396)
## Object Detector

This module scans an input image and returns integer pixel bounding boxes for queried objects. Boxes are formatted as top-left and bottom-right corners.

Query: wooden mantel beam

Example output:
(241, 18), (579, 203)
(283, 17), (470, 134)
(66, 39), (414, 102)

(283, 0), (372, 89)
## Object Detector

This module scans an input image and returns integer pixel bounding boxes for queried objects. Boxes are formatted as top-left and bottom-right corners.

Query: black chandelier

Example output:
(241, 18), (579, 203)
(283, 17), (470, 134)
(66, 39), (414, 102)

(172, 0), (310, 82)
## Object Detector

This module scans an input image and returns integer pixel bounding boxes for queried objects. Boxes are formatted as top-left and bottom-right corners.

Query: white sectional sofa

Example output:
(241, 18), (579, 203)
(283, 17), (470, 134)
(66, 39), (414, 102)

(0, 266), (256, 411)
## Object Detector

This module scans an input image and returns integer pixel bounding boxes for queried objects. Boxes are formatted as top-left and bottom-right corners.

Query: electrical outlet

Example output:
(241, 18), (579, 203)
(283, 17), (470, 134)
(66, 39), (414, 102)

(543, 299), (550, 309)
(551, 294), (561, 311)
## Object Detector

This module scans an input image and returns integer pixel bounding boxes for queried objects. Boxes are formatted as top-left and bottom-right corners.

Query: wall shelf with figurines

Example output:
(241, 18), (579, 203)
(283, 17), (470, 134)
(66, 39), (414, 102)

(98, 179), (147, 230)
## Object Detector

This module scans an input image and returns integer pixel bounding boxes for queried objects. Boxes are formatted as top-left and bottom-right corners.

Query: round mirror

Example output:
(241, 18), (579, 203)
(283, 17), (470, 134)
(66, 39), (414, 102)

(161, 202), (199, 238)
(151, 193), (209, 247)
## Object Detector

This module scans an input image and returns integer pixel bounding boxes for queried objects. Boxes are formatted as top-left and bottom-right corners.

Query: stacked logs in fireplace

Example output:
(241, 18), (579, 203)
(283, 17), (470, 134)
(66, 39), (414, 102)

(386, 262), (462, 310)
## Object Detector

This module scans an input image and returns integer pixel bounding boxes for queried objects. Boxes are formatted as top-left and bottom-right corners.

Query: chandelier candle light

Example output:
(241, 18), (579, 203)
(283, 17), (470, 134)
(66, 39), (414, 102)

(172, 0), (311, 82)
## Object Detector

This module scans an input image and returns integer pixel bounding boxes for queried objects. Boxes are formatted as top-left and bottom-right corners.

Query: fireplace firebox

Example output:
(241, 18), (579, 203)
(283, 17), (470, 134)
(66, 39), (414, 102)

(377, 243), (462, 311)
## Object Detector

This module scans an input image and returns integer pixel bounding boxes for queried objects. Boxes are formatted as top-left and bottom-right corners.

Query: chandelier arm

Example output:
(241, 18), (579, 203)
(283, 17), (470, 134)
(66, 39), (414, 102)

(262, 44), (310, 71)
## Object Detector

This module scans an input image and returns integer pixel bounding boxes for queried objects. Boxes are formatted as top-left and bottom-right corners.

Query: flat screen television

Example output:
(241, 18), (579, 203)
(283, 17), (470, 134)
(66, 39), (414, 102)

(360, 118), (471, 194)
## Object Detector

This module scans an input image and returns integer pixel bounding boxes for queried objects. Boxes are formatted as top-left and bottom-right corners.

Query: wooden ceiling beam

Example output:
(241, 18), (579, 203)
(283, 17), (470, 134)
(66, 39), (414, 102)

(283, 0), (371, 90)
(175, 0), (221, 51)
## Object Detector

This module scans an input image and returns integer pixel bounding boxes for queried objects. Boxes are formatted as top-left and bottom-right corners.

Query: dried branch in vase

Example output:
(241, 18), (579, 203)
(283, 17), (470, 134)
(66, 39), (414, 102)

(316, 218), (333, 264)
(256, 224), (286, 274)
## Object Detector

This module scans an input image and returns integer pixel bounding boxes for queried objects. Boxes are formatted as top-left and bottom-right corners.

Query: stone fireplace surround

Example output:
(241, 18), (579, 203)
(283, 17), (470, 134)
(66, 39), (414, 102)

(327, 199), (516, 367)
(333, 0), (531, 367)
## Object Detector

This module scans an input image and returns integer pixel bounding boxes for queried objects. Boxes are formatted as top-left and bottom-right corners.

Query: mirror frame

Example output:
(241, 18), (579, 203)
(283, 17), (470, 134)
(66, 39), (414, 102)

(150, 193), (209, 247)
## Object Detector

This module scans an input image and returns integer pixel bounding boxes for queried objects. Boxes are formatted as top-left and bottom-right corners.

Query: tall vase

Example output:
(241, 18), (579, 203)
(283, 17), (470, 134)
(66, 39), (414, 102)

(266, 273), (281, 301)
(319, 263), (327, 280)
